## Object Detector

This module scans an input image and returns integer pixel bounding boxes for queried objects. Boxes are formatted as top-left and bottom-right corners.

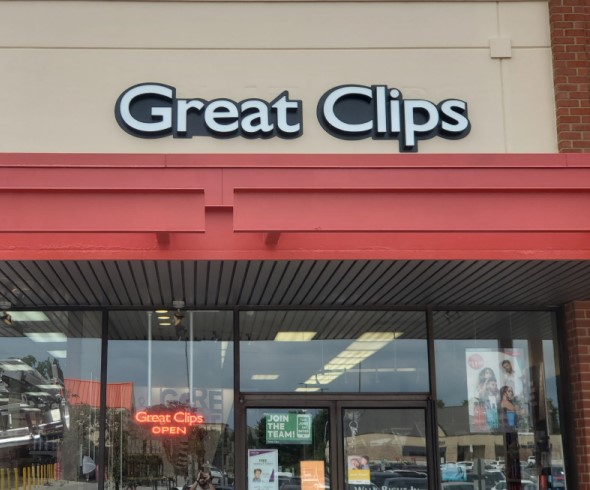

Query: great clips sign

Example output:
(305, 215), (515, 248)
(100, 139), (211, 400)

(115, 83), (470, 152)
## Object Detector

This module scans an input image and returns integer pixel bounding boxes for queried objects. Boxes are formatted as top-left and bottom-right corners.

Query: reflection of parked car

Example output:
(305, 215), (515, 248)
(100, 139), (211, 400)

(389, 470), (427, 478)
(457, 462), (474, 471)
(551, 466), (565, 488)
(383, 477), (428, 489)
(370, 472), (397, 488)
(207, 466), (223, 485)
(465, 470), (505, 487)
(442, 483), (475, 489)
(491, 480), (537, 490)
(441, 463), (467, 482)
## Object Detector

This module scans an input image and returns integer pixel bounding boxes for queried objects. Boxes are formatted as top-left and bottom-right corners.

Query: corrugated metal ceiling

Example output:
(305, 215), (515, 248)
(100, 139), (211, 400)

(0, 260), (588, 309)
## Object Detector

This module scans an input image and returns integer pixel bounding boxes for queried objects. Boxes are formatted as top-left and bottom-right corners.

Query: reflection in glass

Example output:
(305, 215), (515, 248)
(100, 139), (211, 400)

(240, 311), (428, 393)
(434, 311), (567, 489)
(0, 311), (101, 489)
(342, 408), (428, 489)
(246, 407), (330, 490)
(107, 311), (234, 490)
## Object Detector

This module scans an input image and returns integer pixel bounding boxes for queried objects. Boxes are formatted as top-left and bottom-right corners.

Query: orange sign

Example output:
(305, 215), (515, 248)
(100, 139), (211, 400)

(300, 461), (325, 490)
(134, 410), (205, 435)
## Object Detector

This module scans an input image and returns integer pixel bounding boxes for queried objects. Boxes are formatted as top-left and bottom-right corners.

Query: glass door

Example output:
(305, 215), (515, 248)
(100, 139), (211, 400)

(339, 403), (434, 490)
(246, 406), (331, 490)
(242, 401), (436, 490)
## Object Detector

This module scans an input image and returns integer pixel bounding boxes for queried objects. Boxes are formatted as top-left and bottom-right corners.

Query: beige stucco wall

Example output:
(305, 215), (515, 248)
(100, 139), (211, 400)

(0, 1), (556, 153)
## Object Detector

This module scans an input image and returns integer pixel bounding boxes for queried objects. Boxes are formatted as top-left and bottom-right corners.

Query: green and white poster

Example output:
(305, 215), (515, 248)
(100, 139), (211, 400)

(265, 412), (312, 444)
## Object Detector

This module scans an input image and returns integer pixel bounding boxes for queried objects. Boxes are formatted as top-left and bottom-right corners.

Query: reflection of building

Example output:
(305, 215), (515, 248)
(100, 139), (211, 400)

(437, 406), (563, 463)
(65, 379), (134, 412)
(0, 359), (66, 460)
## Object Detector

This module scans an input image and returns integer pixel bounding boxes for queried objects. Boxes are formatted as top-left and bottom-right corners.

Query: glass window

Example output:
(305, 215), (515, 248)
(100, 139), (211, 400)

(0, 310), (101, 489)
(434, 311), (567, 489)
(246, 407), (330, 490)
(342, 408), (429, 489)
(240, 311), (428, 393)
(107, 310), (234, 490)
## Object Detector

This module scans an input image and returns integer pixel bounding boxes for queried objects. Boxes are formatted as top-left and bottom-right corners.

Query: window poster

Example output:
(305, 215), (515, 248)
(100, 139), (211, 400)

(347, 455), (371, 484)
(300, 461), (325, 490)
(248, 449), (279, 490)
(465, 348), (530, 433)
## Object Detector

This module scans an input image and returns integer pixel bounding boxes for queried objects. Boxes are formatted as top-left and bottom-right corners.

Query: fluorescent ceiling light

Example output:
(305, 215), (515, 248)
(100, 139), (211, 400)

(47, 350), (67, 359)
(251, 374), (280, 380)
(274, 331), (317, 342)
(315, 374), (340, 384)
(339, 350), (373, 358)
(155, 310), (168, 314)
(295, 387), (321, 392)
(358, 332), (402, 341)
(9, 312), (50, 322)
(301, 331), (403, 388)
(25, 332), (67, 343)
(220, 341), (229, 367)
(396, 367), (417, 372)
(158, 316), (169, 320)
(348, 341), (388, 351)
(160, 322), (172, 326)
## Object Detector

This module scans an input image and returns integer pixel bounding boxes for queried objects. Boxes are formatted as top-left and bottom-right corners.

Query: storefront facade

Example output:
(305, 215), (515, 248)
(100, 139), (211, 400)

(0, 1), (588, 490)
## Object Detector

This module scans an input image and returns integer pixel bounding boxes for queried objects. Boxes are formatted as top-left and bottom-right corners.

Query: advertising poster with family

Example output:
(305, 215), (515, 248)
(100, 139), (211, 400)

(466, 348), (529, 433)
(347, 456), (371, 485)
(248, 449), (279, 490)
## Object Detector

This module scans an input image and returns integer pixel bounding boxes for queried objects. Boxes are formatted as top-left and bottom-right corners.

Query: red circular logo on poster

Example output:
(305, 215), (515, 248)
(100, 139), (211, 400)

(468, 354), (484, 369)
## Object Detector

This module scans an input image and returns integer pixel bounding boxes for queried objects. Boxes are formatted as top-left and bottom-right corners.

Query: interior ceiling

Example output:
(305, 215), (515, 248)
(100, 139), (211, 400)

(0, 259), (589, 309)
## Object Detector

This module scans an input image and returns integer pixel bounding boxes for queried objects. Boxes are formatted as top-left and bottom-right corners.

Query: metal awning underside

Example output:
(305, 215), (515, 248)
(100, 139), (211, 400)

(0, 259), (588, 309)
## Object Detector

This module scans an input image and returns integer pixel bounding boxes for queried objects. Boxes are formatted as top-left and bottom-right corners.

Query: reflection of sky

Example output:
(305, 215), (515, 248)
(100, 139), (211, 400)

(0, 337), (101, 380)
(107, 340), (233, 387)
(241, 339), (429, 392)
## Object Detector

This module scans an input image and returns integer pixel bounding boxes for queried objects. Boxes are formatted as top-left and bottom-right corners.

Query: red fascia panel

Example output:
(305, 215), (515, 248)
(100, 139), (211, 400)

(4, 189), (205, 232)
(1, 152), (588, 169)
(234, 189), (590, 232)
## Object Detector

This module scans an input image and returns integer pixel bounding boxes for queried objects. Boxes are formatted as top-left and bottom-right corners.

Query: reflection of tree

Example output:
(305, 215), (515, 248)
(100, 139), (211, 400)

(61, 403), (98, 481)
(21, 355), (55, 380)
(106, 407), (131, 490)
(546, 398), (560, 433)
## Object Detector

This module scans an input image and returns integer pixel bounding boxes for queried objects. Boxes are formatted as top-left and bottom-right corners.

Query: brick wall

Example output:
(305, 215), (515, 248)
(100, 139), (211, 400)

(564, 301), (590, 488)
(549, 0), (590, 152)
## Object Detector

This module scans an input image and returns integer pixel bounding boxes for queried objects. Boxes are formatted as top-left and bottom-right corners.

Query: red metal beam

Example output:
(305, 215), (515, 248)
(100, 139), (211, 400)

(234, 189), (590, 232)
(2, 189), (205, 232)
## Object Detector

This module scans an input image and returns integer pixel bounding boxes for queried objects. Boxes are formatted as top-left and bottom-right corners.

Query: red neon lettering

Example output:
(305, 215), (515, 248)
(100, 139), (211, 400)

(150, 426), (187, 436)
(135, 411), (205, 430)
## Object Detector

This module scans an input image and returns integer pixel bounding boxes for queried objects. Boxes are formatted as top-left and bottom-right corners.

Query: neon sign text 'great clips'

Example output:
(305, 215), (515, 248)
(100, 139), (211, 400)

(135, 410), (205, 435)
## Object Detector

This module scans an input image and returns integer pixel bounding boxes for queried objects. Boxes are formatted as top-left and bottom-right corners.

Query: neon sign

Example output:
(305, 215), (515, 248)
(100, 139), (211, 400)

(134, 410), (205, 435)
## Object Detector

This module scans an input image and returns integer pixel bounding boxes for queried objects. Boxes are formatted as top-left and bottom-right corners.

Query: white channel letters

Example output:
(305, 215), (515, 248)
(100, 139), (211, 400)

(317, 84), (471, 152)
(115, 83), (471, 152)
(115, 83), (302, 139)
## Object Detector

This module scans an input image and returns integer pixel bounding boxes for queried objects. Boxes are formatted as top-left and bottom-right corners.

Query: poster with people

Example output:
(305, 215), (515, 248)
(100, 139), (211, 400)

(465, 349), (529, 433)
(248, 449), (279, 490)
(347, 455), (371, 484)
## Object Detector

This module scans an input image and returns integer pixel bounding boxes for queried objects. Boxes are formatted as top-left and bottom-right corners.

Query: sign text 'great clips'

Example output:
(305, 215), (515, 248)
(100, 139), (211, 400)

(115, 83), (470, 152)
(134, 410), (205, 435)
